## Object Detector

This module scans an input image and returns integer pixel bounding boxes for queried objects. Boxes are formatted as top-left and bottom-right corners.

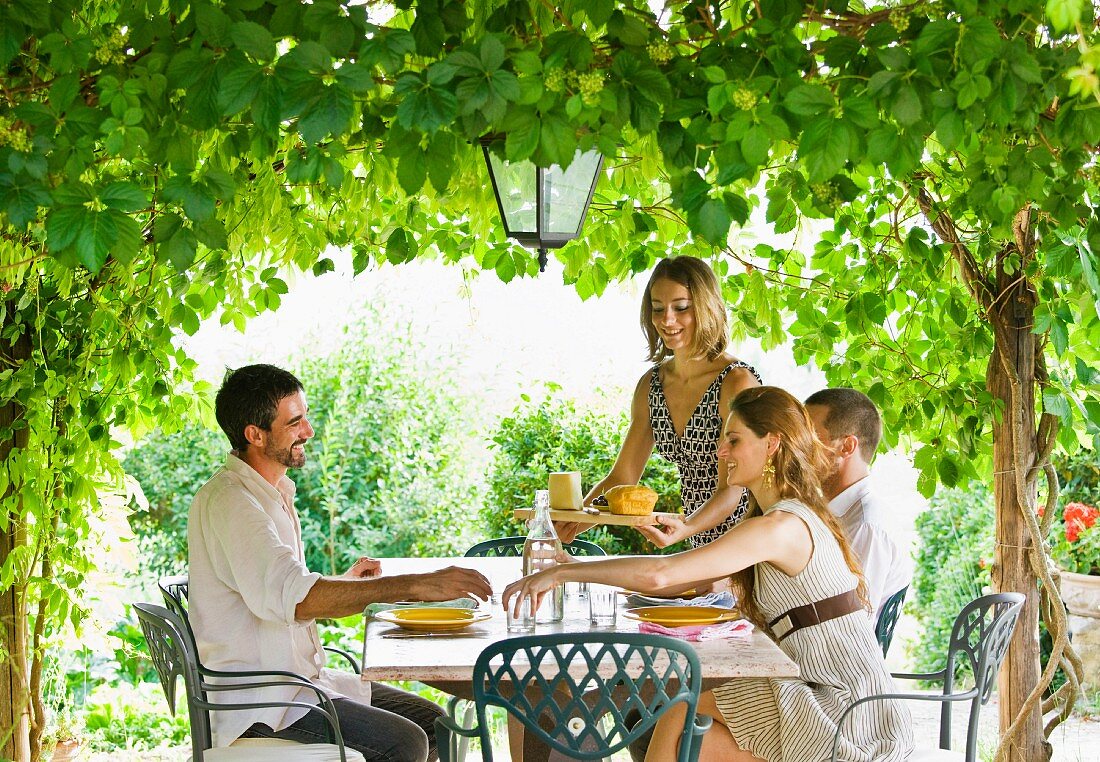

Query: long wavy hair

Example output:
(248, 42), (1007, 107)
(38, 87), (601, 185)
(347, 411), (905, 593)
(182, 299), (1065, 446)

(725, 386), (870, 630)
(640, 256), (729, 363)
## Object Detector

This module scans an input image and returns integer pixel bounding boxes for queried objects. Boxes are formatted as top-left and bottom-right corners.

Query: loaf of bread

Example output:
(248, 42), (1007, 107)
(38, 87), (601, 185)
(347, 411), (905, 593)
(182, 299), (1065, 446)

(605, 484), (659, 515)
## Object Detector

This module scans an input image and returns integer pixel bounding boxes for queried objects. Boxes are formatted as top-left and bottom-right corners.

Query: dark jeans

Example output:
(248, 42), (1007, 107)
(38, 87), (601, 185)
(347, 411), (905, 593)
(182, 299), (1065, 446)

(241, 682), (444, 762)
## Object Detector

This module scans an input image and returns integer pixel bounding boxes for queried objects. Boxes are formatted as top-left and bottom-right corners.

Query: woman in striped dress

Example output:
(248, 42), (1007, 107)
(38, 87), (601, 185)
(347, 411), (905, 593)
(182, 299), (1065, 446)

(505, 386), (913, 761)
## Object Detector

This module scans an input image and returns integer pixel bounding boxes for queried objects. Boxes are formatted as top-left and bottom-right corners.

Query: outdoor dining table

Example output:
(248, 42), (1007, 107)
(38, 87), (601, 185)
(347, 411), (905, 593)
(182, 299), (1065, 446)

(360, 556), (799, 759)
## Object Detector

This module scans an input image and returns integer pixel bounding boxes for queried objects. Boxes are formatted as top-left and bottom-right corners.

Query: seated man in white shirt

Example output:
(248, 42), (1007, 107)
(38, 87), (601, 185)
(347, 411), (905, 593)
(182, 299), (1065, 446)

(804, 387), (912, 618)
(188, 364), (492, 762)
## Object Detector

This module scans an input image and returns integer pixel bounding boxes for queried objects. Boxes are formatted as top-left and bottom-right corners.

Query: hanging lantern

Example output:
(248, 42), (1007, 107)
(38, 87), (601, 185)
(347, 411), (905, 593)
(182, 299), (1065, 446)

(481, 140), (603, 272)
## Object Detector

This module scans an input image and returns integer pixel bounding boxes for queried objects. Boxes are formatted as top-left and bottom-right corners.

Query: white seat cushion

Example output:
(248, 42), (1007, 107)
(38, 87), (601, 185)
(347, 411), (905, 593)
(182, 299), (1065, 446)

(206, 739), (366, 761)
(229, 739), (300, 747)
(909, 749), (964, 761)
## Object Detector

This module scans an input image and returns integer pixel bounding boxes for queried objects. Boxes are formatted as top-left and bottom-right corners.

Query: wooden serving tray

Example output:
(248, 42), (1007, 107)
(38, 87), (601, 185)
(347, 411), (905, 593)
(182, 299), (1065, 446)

(512, 507), (677, 526)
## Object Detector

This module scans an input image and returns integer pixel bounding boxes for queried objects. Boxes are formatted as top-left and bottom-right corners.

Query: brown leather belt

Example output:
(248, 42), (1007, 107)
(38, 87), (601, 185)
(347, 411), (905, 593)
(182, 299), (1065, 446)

(769, 589), (863, 643)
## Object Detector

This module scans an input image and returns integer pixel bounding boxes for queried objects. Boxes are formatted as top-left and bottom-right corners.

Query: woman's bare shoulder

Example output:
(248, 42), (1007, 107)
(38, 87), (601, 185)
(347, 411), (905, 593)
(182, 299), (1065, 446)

(722, 508), (797, 545)
(721, 361), (761, 392)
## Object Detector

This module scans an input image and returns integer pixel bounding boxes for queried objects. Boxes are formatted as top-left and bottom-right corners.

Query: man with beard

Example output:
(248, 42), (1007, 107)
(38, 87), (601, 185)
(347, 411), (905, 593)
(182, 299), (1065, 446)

(187, 364), (491, 761)
(804, 387), (911, 618)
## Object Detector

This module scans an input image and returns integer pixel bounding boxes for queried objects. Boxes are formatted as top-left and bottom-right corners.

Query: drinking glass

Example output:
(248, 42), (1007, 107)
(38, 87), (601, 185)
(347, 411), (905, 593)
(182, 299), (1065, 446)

(506, 594), (536, 633)
(588, 583), (617, 626)
(565, 581), (589, 601)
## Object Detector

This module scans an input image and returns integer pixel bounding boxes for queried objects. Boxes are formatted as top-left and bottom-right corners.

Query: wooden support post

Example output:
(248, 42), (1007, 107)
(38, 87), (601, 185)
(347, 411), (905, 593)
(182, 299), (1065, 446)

(988, 277), (1048, 761)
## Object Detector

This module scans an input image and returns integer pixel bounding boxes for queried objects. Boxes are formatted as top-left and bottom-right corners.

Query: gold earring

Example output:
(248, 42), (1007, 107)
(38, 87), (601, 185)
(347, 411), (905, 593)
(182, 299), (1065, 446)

(762, 455), (776, 488)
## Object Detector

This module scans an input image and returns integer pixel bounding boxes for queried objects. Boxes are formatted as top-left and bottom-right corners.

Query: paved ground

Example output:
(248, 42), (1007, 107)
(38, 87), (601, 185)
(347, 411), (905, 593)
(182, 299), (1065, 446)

(908, 695), (1099, 762)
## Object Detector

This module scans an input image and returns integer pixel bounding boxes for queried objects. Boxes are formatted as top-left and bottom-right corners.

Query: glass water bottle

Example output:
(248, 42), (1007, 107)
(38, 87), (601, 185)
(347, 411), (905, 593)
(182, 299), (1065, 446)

(522, 489), (564, 622)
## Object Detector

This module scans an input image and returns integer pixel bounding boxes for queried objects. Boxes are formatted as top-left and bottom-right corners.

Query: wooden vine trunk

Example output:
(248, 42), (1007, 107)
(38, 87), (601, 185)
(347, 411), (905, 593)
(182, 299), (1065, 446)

(987, 272), (1047, 761)
(0, 321), (31, 762)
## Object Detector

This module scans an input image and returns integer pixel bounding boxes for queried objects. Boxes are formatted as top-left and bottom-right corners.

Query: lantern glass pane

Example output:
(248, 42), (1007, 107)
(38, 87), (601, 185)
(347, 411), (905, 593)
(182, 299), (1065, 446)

(541, 150), (602, 235)
(487, 153), (535, 234)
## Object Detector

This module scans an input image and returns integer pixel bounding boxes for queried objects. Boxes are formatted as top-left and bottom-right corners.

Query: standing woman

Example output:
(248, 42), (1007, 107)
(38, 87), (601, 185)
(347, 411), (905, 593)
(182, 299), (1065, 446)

(506, 387), (913, 762)
(559, 256), (761, 548)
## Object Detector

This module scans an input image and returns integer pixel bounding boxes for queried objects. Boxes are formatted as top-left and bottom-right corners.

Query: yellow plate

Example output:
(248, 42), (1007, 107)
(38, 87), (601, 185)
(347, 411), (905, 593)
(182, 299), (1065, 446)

(622, 606), (739, 627)
(374, 608), (491, 632)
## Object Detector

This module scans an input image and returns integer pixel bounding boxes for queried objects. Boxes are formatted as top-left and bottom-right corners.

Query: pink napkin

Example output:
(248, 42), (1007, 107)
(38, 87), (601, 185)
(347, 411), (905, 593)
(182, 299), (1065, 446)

(639, 619), (754, 642)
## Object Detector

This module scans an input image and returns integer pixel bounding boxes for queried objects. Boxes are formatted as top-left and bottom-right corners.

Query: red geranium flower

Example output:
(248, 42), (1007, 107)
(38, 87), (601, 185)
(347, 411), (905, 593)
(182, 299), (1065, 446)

(1064, 502), (1099, 543)
(1053, 501), (1100, 574)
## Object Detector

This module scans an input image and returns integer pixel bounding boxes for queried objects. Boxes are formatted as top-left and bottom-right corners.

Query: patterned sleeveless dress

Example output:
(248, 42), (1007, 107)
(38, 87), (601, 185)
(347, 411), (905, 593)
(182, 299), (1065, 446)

(648, 360), (762, 548)
(712, 499), (914, 761)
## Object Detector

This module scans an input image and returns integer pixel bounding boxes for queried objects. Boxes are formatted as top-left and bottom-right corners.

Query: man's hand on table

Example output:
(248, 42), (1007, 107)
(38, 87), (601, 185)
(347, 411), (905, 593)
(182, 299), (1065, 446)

(343, 556), (382, 579)
(297, 564), (492, 620)
(410, 565), (492, 603)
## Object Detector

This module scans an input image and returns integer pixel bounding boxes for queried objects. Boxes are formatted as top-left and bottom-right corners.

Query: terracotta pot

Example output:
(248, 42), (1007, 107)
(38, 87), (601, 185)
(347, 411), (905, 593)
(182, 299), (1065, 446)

(1061, 569), (1100, 617)
(1060, 569), (1100, 694)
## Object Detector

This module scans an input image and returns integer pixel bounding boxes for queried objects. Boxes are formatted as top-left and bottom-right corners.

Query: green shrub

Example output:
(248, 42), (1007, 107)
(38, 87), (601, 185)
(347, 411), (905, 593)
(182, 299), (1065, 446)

(1057, 447), (1100, 507)
(909, 483), (994, 676)
(123, 315), (483, 575)
(82, 682), (190, 751)
(480, 389), (684, 556)
(124, 425), (225, 577)
(1051, 448), (1100, 575)
(288, 320), (482, 569)
(910, 455), (1100, 685)
(59, 604), (160, 712)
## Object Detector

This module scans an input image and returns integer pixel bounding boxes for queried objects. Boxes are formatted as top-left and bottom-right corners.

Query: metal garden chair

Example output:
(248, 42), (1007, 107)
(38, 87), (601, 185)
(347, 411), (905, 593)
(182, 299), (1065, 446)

(134, 602), (364, 761)
(875, 585), (908, 657)
(435, 631), (711, 762)
(831, 591), (1025, 762)
(159, 575), (361, 673)
(463, 535), (606, 557)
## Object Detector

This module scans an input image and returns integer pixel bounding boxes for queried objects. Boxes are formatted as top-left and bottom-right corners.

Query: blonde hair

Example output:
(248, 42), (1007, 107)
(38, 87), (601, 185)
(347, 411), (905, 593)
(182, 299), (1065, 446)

(640, 257), (729, 363)
(725, 386), (870, 630)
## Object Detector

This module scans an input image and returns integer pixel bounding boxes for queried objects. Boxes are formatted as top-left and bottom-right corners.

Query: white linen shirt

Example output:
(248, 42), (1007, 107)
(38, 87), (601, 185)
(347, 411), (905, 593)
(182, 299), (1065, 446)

(188, 453), (370, 747)
(828, 477), (913, 618)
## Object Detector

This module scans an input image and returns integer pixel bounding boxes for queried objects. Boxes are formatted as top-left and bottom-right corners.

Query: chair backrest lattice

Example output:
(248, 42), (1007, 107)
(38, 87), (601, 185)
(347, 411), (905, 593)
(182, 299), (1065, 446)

(470, 632), (707, 762)
(874, 585), (907, 657)
(464, 536), (606, 558)
(159, 575), (189, 612)
(939, 592), (1025, 759)
(158, 574), (201, 650)
(134, 602), (215, 758)
(944, 592), (1025, 701)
